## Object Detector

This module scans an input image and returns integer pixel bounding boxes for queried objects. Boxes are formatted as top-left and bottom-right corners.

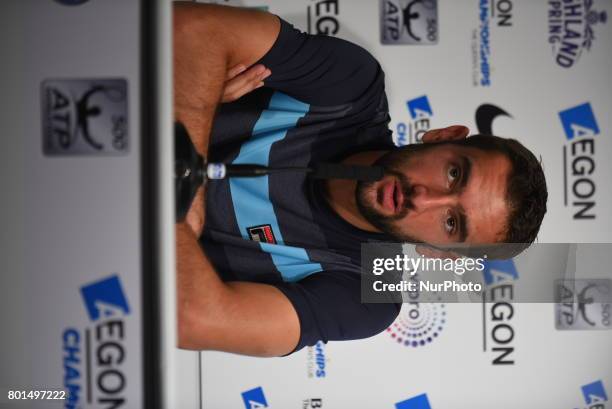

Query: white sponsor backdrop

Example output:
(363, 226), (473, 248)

(0, 1), (147, 408)
(195, 1), (612, 408)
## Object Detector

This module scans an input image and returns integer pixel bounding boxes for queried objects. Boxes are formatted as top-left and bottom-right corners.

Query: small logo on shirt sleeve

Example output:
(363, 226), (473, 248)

(247, 224), (277, 244)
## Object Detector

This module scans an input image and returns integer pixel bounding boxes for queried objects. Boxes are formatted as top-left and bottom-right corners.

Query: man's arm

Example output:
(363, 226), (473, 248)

(176, 223), (300, 356)
(173, 2), (279, 155)
(178, 221), (401, 356)
(174, 3), (299, 356)
(174, 2), (279, 235)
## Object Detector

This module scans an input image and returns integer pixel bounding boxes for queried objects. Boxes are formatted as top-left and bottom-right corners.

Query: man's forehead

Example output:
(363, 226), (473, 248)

(462, 150), (512, 244)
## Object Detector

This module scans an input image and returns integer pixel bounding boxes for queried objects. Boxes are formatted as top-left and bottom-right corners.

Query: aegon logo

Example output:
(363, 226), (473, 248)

(62, 275), (131, 409)
(307, 0), (340, 36)
(395, 393), (432, 409)
(394, 95), (433, 146)
(576, 380), (608, 409)
(491, 0), (513, 27)
(482, 259), (518, 365)
(559, 102), (600, 220)
(241, 387), (268, 409)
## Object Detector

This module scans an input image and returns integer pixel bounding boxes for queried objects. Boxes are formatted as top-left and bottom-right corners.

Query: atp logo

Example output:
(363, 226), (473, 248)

(241, 387), (269, 409)
(380, 0), (438, 45)
(395, 393), (431, 409)
(556, 279), (611, 330)
(576, 380), (608, 409)
(42, 78), (128, 155)
(401, 0), (434, 42)
(394, 95), (433, 146)
(559, 102), (600, 219)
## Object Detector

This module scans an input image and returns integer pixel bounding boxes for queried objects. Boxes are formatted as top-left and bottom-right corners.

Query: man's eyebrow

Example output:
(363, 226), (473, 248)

(451, 156), (470, 242)
(457, 156), (472, 242)
(457, 208), (468, 243)
(459, 156), (471, 190)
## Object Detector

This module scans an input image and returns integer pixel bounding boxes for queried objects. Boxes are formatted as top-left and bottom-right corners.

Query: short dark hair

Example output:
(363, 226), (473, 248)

(452, 134), (548, 259)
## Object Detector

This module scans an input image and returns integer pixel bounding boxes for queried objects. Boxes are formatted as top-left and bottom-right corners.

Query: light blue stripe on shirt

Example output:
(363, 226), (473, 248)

(229, 92), (323, 282)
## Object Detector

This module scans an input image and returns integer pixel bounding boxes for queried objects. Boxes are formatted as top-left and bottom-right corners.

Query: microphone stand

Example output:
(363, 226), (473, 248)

(175, 121), (384, 221)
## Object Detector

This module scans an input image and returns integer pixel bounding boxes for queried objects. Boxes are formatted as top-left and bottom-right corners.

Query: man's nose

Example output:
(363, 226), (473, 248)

(410, 185), (457, 211)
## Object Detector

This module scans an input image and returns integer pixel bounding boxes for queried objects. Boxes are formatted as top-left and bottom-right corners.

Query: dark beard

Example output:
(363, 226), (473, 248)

(355, 145), (430, 242)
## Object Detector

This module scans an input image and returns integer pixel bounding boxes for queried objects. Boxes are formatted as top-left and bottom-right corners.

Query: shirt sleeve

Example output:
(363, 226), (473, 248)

(255, 17), (382, 106)
(273, 270), (401, 354)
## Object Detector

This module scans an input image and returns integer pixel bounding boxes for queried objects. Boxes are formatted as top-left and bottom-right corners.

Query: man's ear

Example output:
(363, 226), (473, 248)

(421, 125), (470, 144)
(415, 244), (460, 260)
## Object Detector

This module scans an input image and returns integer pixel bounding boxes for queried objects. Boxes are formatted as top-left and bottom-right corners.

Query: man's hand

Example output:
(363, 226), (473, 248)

(185, 186), (205, 238)
(222, 64), (271, 103)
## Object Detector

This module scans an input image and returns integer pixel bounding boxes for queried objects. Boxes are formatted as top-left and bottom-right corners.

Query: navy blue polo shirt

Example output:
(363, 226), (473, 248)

(201, 17), (401, 353)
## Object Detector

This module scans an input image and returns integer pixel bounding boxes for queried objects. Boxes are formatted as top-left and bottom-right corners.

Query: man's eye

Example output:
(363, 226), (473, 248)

(445, 215), (456, 233)
(448, 165), (460, 183)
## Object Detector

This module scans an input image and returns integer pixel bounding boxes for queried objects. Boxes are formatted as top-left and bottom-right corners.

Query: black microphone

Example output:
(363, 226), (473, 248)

(175, 121), (385, 221)
(205, 162), (384, 182)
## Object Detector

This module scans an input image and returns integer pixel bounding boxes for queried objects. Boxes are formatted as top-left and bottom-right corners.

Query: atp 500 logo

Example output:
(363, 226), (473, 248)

(62, 274), (132, 409)
(556, 279), (611, 330)
(42, 78), (128, 155)
(559, 102), (601, 220)
(380, 0), (438, 45)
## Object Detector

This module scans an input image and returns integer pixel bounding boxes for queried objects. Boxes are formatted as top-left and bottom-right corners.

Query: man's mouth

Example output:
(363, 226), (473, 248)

(379, 178), (404, 215)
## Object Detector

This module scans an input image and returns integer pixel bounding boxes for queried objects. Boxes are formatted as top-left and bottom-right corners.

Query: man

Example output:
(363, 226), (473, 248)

(174, 2), (547, 357)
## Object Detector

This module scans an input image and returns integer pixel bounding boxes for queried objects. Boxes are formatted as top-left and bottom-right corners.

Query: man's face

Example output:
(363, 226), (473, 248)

(356, 142), (512, 246)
